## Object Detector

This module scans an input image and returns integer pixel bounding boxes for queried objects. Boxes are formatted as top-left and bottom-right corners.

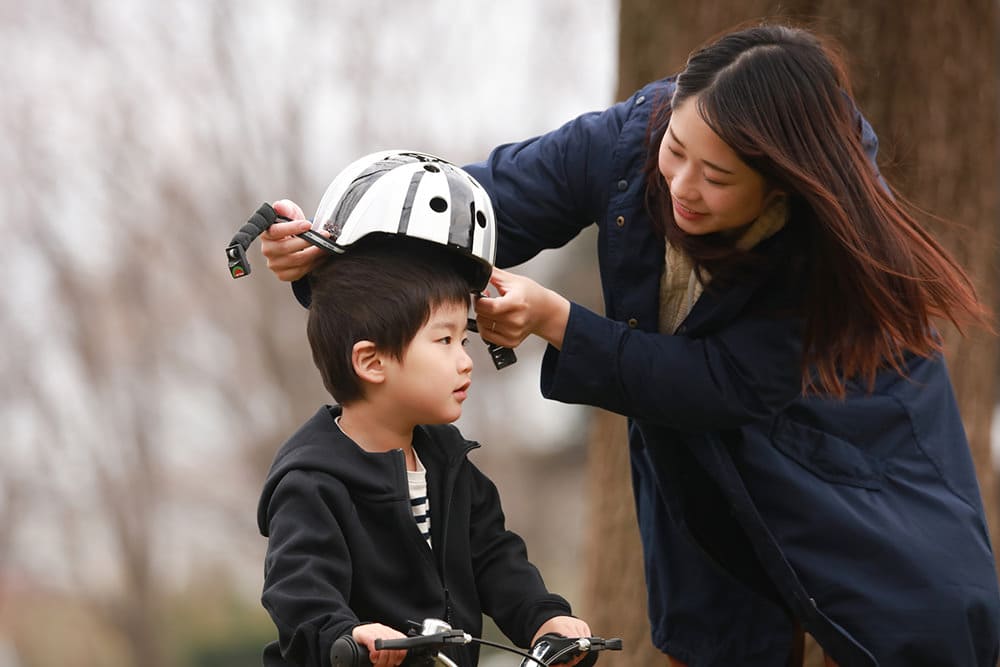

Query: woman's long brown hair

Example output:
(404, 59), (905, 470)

(644, 23), (991, 397)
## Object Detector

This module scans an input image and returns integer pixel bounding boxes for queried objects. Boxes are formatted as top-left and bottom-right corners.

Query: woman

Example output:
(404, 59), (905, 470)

(260, 24), (999, 667)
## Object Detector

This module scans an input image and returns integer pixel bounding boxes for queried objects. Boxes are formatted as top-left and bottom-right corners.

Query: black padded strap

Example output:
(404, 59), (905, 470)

(226, 203), (280, 279)
(230, 202), (277, 251)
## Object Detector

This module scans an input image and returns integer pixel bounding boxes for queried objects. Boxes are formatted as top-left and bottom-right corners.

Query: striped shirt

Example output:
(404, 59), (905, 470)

(407, 452), (432, 548)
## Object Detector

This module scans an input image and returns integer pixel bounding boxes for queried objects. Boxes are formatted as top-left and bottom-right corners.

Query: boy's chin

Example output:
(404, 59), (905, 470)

(425, 407), (463, 425)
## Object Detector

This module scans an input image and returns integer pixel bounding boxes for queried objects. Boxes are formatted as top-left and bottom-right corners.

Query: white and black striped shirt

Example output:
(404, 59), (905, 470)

(407, 452), (432, 548)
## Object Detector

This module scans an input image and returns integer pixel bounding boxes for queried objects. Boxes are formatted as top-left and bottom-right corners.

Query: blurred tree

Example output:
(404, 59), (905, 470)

(167, 573), (275, 667)
(0, 2), (325, 664)
(1, 2), (617, 665)
(584, 1), (999, 664)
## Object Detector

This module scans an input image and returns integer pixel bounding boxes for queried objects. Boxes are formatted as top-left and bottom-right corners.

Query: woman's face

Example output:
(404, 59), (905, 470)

(658, 96), (779, 235)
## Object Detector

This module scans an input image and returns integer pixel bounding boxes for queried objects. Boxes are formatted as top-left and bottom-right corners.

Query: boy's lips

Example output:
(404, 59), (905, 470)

(454, 381), (471, 399)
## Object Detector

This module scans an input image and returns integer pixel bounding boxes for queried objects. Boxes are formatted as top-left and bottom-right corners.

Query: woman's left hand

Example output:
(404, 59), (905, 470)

(473, 267), (571, 349)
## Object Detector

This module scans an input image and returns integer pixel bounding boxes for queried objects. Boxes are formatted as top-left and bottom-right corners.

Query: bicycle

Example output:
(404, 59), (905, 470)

(330, 617), (623, 667)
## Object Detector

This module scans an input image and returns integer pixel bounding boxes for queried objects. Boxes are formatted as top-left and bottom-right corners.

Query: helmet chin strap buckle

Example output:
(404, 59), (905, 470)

(226, 242), (251, 278)
(486, 342), (517, 370)
(466, 318), (517, 370)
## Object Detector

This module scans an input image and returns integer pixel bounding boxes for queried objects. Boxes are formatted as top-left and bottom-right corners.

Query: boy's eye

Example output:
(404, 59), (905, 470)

(439, 336), (452, 345)
(461, 337), (470, 347)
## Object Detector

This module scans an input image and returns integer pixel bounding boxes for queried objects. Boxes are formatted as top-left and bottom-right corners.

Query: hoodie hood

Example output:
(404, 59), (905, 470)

(257, 405), (477, 536)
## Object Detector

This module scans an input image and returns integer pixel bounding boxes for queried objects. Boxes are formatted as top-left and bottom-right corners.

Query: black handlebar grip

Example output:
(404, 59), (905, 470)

(528, 634), (623, 666)
(330, 635), (365, 667)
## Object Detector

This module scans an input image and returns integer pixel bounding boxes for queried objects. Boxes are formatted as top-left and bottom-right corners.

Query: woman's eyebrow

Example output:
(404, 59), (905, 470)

(667, 127), (736, 175)
(668, 127), (686, 147)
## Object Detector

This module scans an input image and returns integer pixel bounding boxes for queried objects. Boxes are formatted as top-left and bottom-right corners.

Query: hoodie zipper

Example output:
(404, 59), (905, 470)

(394, 445), (455, 623)
(406, 436), (479, 626)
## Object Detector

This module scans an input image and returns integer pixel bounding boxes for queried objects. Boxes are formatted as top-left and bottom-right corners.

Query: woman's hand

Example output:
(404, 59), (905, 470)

(351, 623), (408, 667)
(473, 267), (571, 349)
(261, 199), (327, 282)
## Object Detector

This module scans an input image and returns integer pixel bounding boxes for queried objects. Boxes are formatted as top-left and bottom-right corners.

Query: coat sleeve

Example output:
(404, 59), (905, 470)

(541, 301), (805, 433)
(261, 470), (359, 666)
(463, 89), (645, 269)
(466, 463), (572, 647)
(289, 91), (639, 309)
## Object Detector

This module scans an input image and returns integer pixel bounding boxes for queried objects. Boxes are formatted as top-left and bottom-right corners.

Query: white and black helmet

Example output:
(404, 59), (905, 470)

(307, 150), (497, 292)
(225, 150), (515, 367)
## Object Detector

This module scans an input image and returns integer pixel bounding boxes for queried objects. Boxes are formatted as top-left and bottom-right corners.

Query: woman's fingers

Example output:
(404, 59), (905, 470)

(271, 198), (306, 221)
(475, 267), (570, 348)
(259, 214), (328, 282)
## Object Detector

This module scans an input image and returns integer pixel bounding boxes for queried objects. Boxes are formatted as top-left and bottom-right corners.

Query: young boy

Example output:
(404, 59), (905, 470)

(255, 152), (590, 667)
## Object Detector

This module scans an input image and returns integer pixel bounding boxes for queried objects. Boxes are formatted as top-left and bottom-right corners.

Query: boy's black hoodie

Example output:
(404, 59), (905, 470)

(257, 405), (572, 666)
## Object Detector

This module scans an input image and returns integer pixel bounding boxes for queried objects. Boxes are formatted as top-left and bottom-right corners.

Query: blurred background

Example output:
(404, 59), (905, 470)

(1, 1), (997, 666)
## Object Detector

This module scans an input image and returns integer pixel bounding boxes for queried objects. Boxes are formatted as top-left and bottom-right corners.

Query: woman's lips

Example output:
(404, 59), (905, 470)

(673, 198), (706, 221)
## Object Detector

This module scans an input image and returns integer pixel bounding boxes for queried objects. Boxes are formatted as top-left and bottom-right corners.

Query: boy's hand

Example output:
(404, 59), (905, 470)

(351, 623), (407, 667)
(261, 199), (326, 282)
(532, 616), (593, 666)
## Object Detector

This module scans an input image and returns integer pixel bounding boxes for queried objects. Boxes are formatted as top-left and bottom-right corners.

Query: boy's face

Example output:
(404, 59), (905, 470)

(382, 300), (473, 425)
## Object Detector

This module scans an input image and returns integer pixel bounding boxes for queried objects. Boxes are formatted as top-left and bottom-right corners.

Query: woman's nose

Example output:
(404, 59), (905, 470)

(670, 165), (699, 201)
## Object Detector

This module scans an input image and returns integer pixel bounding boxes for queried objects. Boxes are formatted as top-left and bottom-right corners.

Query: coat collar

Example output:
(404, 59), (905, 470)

(677, 226), (797, 337)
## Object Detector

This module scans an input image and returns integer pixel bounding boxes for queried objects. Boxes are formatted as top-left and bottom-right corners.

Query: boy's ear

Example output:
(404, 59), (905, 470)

(352, 340), (386, 385)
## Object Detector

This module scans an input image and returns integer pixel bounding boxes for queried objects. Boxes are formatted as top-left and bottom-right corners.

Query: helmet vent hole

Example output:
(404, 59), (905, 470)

(429, 196), (448, 213)
(476, 210), (487, 228)
(424, 164), (440, 173)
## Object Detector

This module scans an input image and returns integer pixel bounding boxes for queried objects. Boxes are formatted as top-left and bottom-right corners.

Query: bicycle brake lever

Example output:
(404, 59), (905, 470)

(374, 629), (469, 651)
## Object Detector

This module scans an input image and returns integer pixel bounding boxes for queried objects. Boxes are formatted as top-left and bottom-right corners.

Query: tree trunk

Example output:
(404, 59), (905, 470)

(579, 410), (664, 664)
(588, 1), (999, 662)
(825, 0), (1000, 548)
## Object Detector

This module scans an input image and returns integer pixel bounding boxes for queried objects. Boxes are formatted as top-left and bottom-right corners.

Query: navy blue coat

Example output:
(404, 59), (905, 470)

(465, 78), (1000, 666)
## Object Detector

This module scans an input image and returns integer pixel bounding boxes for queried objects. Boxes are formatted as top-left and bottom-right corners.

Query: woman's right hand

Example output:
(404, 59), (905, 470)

(261, 199), (326, 282)
(473, 267), (571, 350)
(351, 623), (408, 667)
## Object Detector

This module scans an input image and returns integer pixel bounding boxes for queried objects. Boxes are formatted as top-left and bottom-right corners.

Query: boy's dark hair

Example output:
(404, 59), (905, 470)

(307, 235), (473, 404)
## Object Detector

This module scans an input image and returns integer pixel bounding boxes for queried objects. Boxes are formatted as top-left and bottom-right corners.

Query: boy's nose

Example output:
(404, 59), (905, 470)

(459, 348), (474, 373)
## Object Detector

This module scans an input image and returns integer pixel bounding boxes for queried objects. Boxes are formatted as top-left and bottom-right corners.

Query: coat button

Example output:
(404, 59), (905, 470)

(627, 318), (638, 328)
(616, 215), (625, 228)
(636, 95), (646, 105)
(617, 179), (628, 191)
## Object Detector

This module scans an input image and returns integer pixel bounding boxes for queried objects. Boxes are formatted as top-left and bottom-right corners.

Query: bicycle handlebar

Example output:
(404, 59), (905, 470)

(331, 619), (622, 667)
(373, 628), (470, 651)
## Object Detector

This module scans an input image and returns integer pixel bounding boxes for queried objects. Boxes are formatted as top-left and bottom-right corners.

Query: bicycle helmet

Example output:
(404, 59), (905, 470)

(225, 150), (516, 369)
(306, 149), (497, 293)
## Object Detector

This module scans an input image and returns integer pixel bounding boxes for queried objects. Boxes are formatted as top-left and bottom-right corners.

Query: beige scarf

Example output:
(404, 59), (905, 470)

(658, 196), (788, 334)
